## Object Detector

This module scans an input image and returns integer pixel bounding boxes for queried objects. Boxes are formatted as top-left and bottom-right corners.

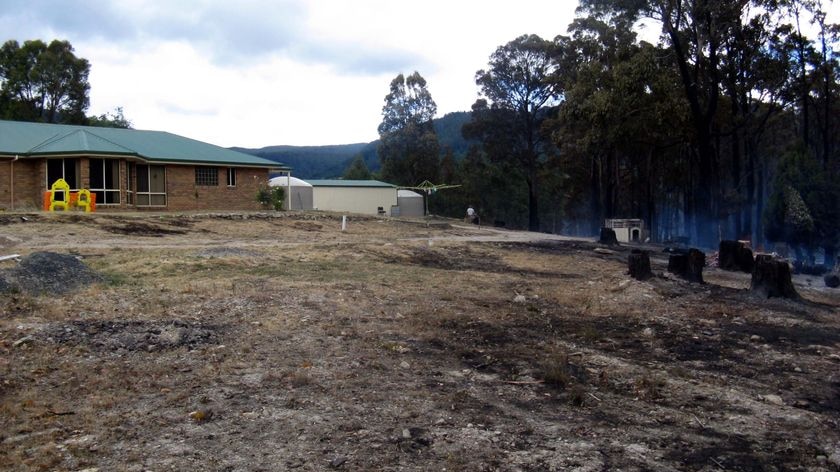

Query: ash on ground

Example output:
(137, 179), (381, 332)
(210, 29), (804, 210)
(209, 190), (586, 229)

(0, 251), (102, 295)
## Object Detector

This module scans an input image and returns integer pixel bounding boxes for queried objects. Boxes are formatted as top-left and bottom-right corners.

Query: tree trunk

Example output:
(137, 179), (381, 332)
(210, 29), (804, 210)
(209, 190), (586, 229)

(718, 240), (754, 273)
(599, 227), (618, 246)
(628, 250), (652, 280)
(668, 248), (705, 283)
(751, 254), (799, 299)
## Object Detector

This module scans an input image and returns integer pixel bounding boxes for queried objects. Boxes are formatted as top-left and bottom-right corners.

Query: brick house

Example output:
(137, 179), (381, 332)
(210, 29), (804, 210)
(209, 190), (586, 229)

(0, 120), (289, 211)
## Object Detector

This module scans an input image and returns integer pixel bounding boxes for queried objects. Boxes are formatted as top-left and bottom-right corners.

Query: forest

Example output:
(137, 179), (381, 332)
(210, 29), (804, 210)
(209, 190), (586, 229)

(1, 0), (837, 265)
(371, 0), (839, 267)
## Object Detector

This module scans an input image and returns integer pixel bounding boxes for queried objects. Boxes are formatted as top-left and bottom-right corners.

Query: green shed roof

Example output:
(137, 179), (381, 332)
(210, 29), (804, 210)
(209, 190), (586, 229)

(306, 179), (396, 188)
(0, 120), (288, 169)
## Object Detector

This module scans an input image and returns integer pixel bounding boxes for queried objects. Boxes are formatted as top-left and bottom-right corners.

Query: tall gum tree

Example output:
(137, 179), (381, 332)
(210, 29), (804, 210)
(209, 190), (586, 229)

(466, 34), (561, 232)
(377, 72), (440, 186)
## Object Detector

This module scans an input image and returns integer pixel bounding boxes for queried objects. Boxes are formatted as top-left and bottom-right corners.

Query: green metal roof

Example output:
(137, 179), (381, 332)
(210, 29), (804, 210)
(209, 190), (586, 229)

(0, 120), (288, 169)
(306, 179), (396, 188)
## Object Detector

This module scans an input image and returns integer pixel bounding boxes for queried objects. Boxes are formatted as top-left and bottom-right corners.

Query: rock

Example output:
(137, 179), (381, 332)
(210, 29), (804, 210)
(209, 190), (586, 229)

(189, 409), (213, 422)
(594, 248), (615, 255)
(13, 335), (33, 347)
(402, 428), (412, 439)
(761, 394), (784, 406)
(513, 294), (527, 303)
(825, 273), (840, 288)
(750, 335), (763, 342)
(399, 361), (410, 369)
(329, 456), (347, 468)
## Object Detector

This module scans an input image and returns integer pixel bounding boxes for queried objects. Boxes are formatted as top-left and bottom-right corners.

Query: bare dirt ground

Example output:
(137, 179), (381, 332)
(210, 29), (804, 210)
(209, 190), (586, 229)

(1, 211), (839, 471)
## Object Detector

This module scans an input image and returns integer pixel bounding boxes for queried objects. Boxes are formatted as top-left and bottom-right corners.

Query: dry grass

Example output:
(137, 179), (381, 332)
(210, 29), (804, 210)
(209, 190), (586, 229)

(1, 213), (839, 471)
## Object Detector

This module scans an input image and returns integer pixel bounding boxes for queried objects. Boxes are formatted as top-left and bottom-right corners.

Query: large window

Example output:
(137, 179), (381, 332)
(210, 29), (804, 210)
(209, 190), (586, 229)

(46, 158), (80, 200)
(135, 164), (166, 206)
(89, 158), (121, 205)
(195, 167), (218, 186)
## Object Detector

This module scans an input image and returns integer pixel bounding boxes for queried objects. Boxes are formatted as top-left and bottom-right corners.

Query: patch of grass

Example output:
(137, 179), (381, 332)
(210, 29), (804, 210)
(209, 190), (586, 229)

(634, 371), (666, 400)
(542, 349), (572, 388)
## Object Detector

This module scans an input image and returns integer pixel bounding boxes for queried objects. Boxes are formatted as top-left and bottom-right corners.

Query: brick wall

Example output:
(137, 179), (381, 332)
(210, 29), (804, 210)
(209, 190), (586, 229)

(0, 158), (42, 210)
(1, 157), (271, 212)
(164, 165), (267, 211)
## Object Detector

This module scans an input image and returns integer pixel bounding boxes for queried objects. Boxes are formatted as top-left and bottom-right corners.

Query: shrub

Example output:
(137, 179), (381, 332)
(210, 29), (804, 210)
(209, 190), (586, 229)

(257, 186), (285, 211)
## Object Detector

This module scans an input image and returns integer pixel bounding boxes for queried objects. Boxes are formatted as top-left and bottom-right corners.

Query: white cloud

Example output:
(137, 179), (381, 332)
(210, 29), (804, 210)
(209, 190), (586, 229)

(56, 0), (578, 147)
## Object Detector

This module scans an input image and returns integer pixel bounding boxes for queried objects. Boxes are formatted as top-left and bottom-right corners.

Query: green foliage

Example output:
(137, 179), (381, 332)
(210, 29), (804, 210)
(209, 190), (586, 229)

(764, 145), (840, 255)
(342, 154), (372, 180)
(256, 186), (285, 211)
(0, 39), (90, 124)
(377, 72), (441, 186)
(87, 106), (132, 128)
(467, 34), (560, 231)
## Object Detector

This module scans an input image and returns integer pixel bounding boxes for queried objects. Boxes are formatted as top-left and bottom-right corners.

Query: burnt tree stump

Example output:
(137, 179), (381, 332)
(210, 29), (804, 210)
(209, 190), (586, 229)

(719, 240), (754, 273)
(824, 273), (839, 288)
(628, 249), (652, 280)
(668, 248), (705, 283)
(599, 227), (619, 246)
(751, 255), (799, 299)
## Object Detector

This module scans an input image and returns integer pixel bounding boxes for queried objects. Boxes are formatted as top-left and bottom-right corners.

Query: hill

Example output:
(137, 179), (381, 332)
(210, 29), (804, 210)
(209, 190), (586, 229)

(233, 111), (473, 179)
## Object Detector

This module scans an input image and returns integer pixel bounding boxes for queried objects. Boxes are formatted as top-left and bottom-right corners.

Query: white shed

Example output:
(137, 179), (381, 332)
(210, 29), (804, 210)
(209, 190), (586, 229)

(269, 176), (313, 210)
(307, 179), (397, 216)
(393, 189), (424, 217)
(605, 219), (646, 243)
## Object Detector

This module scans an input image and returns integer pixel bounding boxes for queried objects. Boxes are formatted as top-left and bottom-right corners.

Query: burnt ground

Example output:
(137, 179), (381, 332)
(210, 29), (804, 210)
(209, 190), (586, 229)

(0, 211), (839, 471)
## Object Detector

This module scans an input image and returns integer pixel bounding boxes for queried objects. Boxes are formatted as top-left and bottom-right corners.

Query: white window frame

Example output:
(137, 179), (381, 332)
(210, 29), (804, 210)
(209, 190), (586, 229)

(227, 167), (236, 187)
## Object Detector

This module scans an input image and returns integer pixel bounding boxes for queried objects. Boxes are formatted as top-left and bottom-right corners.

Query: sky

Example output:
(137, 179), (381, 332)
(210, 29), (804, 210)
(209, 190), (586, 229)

(0, 0), (582, 148)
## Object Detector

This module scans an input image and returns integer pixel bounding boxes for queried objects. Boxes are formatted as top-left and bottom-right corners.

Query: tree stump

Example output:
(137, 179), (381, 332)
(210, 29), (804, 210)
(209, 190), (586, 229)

(599, 227), (618, 246)
(668, 248), (705, 283)
(751, 255), (799, 299)
(825, 273), (840, 289)
(628, 249), (652, 280)
(718, 240), (754, 273)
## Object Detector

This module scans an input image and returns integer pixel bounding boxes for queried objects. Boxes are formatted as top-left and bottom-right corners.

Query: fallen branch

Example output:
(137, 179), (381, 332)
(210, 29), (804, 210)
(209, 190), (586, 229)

(0, 254), (21, 262)
(587, 392), (602, 402)
(692, 413), (705, 428)
(503, 380), (544, 385)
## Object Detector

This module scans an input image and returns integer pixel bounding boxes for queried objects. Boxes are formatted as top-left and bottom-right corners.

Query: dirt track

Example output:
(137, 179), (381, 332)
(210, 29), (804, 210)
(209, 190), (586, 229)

(1, 212), (839, 471)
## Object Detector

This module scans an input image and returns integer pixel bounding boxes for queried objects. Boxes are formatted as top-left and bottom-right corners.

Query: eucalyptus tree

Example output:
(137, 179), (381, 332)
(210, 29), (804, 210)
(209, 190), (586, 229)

(0, 39), (90, 124)
(465, 34), (561, 231)
(377, 72), (440, 186)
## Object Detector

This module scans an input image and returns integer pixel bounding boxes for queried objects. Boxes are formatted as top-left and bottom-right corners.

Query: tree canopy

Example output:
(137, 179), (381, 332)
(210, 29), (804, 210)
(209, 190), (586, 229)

(377, 72), (440, 186)
(0, 39), (90, 124)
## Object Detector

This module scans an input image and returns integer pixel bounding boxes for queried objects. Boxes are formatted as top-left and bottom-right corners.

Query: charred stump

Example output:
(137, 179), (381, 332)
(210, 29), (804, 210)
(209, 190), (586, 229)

(824, 273), (839, 288)
(751, 255), (799, 299)
(719, 240), (754, 273)
(628, 249), (652, 280)
(668, 248), (705, 283)
(599, 227), (619, 246)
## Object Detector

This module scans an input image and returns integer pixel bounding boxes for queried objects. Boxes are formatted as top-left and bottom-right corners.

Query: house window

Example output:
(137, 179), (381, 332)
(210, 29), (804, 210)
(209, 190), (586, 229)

(195, 167), (218, 186)
(135, 165), (166, 206)
(89, 158), (121, 205)
(46, 158), (81, 200)
(227, 168), (236, 187)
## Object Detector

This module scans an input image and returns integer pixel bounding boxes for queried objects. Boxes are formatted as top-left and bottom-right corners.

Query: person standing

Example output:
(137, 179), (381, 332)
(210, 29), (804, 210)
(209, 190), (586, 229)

(466, 205), (479, 225)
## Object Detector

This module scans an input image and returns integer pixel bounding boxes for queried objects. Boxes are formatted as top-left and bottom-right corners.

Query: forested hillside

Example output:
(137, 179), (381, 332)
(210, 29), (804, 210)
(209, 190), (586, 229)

(233, 112), (472, 179)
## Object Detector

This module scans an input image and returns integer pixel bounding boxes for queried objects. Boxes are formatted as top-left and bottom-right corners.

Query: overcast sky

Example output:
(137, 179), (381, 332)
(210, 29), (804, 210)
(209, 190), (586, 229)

(1, 1), (837, 149)
(0, 0), (584, 148)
